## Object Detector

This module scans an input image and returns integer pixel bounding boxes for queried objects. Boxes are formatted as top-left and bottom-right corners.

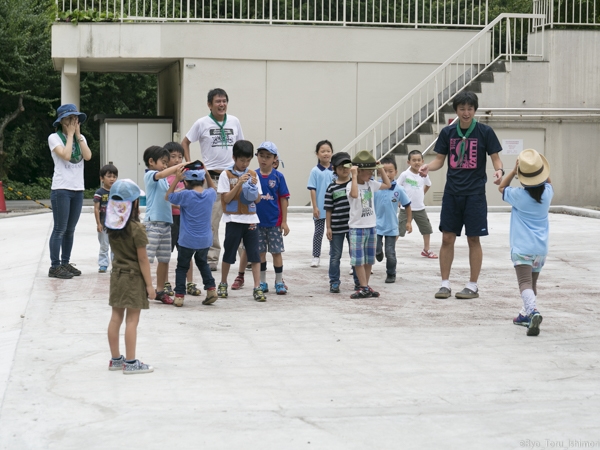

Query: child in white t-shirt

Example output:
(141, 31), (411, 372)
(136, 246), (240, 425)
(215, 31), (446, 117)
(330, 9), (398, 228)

(346, 151), (391, 299)
(398, 150), (438, 259)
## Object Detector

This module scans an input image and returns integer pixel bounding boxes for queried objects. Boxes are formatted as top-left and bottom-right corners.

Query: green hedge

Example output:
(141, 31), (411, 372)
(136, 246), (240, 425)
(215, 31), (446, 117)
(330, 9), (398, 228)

(1, 178), (97, 200)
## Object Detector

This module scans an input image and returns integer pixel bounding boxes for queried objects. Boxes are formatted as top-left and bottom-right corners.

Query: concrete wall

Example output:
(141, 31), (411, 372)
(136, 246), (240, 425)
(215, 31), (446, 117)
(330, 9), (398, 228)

(52, 22), (479, 205)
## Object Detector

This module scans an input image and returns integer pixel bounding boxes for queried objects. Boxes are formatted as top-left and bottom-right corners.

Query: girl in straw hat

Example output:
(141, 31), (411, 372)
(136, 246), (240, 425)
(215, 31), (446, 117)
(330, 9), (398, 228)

(498, 149), (553, 337)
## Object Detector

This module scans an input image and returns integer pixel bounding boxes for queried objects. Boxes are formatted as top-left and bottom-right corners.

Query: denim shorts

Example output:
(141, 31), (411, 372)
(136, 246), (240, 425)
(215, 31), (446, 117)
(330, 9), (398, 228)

(145, 222), (172, 263)
(349, 227), (376, 266)
(258, 226), (285, 254)
(440, 192), (488, 237)
(511, 253), (546, 272)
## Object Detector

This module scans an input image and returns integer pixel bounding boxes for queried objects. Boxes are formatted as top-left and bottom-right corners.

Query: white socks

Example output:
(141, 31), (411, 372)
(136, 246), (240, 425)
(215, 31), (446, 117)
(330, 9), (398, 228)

(466, 281), (478, 292)
(441, 280), (451, 289)
(521, 289), (537, 315)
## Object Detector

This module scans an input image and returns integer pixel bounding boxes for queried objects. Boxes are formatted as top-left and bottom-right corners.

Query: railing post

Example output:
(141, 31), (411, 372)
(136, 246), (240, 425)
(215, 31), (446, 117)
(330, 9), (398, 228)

(485, 0), (489, 25)
(506, 18), (512, 71)
(187, 0), (191, 22)
(343, 0), (347, 26)
(270, 0), (273, 24)
(415, 0), (419, 28)
(550, 0), (554, 28)
(121, 0), (124, 23)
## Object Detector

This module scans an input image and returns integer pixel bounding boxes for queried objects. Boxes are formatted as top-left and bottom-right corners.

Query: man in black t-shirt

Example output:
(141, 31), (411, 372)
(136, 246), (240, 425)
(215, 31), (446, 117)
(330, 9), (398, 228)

(419, 91), (505, 300)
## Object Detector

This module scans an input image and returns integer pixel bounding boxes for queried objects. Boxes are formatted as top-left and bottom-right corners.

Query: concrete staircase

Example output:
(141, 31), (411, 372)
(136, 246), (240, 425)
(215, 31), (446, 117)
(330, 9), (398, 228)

(385, 60), (507, 157)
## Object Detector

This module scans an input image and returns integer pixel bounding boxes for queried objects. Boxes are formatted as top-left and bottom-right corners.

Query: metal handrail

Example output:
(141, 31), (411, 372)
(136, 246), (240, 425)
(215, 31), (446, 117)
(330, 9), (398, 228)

(533, 0), (598, 28)
(339, 12), (545, 160)
(55, 0), (489, 27)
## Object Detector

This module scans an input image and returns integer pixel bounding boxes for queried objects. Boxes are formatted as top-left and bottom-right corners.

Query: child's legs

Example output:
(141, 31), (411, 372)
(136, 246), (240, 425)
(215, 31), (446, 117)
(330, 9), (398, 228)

(312, 218), (325, 257)
(363, 228), (376, 285)
(221, 222), (244, 283)
(376, 234), (384, 256)
(350, 228), (374, 286)
(124, 308), (141, 361)
(265, 227), (284, 268)
(384, 235), (397, 275)
(208, 197), (223, 267)
(175, 246), (194, 295)
(193, 248), (215, 290)
(237, 248), (248, 274)
(157, 262), (169, 291)
(272, 253), (283, 267)
(354, 265), (368, 287)
(187, 265), (194, 283)
(242, 225), (261, 287)
(413, 210), (434, 250)
(146, 223), (171, 289)
(108, 307), (125, 358)
(328, 233), (345, 284)
(98, 229), (110, 267)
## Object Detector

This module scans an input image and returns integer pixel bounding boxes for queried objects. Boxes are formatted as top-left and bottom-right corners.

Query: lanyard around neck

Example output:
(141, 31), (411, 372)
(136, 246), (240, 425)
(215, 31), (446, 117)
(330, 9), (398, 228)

(209, 113), (228, 148)
(455, 118), (477, 166)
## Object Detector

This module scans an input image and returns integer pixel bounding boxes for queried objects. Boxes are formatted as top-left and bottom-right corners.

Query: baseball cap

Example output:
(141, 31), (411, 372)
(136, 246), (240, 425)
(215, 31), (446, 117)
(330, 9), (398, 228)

(257, 141), (278, 156)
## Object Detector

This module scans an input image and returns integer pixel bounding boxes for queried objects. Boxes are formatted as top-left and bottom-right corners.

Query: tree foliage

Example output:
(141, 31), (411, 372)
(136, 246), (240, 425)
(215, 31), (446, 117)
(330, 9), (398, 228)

(0, 0), (156, 190)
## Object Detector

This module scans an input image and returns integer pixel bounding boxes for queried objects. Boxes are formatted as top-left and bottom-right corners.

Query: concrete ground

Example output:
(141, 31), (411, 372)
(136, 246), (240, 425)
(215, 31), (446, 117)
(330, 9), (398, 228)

(0, 207), (599, 449)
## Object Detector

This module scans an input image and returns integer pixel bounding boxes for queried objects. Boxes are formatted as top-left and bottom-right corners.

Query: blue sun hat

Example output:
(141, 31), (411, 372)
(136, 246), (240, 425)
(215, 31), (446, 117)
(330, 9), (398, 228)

(105, 179), (143, 230)
(184, 169), (206, 182)
(52, 104), (87, 128)
(240, 178), (259, 205)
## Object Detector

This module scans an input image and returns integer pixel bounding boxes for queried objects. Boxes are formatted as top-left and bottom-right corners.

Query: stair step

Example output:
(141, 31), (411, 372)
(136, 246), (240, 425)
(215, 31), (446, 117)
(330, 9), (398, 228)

(489, 60), (507, 72)
(477, 71), (495, 83)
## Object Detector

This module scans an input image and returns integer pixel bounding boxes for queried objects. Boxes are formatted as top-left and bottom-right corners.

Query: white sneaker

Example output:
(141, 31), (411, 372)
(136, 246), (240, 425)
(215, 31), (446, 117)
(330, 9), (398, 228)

(349, 267), (354, 275)
(311, 257), (320, 267)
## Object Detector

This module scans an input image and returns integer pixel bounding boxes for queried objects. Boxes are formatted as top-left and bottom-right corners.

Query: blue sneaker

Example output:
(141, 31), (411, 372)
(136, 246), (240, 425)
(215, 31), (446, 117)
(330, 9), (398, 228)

(330, 282), (340, 293)
(275, 282), (287, 295)
(527, 311), (543, 336)
(259, 281), (269, 293)
(513, 313), (530, 327)
(98, 266), (108, 273)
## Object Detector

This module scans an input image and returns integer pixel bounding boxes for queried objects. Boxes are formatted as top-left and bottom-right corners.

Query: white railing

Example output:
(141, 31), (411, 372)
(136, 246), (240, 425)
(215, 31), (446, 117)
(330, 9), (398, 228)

(55, 0), (488, 27)
(533, 0), (598, 27)
(340, 13), (546, 160)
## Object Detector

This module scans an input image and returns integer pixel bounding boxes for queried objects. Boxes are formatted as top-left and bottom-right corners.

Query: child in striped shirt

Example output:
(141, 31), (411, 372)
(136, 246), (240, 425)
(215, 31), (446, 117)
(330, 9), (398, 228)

(324, 152), (358, 293)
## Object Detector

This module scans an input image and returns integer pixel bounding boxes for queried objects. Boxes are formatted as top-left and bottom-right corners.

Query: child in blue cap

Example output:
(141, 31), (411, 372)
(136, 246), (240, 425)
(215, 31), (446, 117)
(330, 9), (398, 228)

(166, 163), (218, 307)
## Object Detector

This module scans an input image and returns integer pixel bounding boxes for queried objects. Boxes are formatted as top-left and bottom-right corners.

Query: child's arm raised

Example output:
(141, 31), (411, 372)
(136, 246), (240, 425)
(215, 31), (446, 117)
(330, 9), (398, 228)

(137, 247), (156, 300)
(155, 163), (186, 180)
(349, 166), (359, 198)
(377, 164), (391, 191)
(498, 159), (518, 194)
(165, 166), (185, 201)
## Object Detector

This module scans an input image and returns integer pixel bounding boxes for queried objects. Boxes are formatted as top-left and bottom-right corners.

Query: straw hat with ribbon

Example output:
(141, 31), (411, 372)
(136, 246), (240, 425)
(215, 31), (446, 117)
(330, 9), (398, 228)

(518, 149), (550, 187)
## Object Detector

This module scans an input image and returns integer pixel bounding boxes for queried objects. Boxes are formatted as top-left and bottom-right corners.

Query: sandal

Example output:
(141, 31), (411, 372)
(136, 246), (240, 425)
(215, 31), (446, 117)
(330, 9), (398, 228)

(421, 250), (438, 259)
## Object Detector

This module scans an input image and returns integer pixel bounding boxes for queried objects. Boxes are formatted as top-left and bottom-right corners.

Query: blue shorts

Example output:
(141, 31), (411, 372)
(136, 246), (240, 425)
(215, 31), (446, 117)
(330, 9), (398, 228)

(349, 227), (376, 266)
(222, 222), (260, 264)
(145, 222), (172, 263)
(258, 226), (285, 254)
(439, 193), (488, 237)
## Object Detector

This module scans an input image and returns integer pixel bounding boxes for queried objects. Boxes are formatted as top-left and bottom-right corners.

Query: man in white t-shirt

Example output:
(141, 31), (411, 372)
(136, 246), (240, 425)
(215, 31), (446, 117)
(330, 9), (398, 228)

(181, 88), (244, 270)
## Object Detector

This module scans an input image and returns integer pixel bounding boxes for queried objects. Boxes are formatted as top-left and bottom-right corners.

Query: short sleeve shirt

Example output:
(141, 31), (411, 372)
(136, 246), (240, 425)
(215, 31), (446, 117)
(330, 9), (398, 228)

(143, 170), (172, 223)
(346, 179), (382, 229)
(166, 174), (185, 216)
(185, 115), (244, 170)
(256, 169), (290, 228)
(503, 183), (553, 255)
(398, 168), (431, 211)
(324, 180), (351, 234)
(434, 122), (502, 195)
(217, 170), (263, 224)
(307, 164), (334, 220)
(109, 221), (149, 272)
(374, 181), (411, 236)
(168, 188), (217, 249)
(93, 187), (110, 225)
(48, 133), (87, 190)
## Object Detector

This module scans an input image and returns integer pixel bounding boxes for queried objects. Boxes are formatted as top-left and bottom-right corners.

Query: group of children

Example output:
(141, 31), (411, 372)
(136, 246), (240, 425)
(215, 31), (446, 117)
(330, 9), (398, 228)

(96, 136), (553, 373)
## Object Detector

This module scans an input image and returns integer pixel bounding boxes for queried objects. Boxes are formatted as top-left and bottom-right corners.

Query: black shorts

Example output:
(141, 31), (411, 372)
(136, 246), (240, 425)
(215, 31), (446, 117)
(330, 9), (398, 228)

(439, 192), (488, 237)
(222, 222), (261, 264)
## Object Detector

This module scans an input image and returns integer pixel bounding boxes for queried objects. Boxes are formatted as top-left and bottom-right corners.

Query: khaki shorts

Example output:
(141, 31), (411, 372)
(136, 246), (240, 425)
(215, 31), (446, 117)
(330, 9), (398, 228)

(399, 209), (433, 237)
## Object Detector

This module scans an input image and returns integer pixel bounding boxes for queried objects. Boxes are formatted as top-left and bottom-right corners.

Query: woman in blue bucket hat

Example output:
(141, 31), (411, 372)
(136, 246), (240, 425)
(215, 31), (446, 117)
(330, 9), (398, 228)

(47, 103), (92, 279)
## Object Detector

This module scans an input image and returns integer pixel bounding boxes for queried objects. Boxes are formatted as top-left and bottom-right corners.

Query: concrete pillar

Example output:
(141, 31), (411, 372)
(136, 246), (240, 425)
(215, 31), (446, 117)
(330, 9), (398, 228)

(61, 58), (80, 107)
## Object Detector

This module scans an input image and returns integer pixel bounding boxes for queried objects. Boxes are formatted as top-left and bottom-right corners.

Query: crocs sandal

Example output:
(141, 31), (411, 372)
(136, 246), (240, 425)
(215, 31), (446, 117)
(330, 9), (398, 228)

(434, 287), (451, 299)
(455, 287), (479, 299)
